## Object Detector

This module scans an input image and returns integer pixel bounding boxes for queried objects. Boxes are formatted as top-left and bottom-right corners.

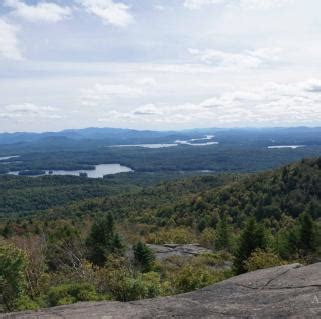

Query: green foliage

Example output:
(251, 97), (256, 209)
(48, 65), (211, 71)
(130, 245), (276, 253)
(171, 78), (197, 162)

(199, 228), (216, 248)
(277, 211), (317, 260)
(46, 223), (83, 271)
(149, 157), (321, 229)
(146, 227), (196, 244)
(244, 249), (285, 272)
(15, 296), (40, 311)
(172, 264), (227, 293)
(0, 170), (229, 218)
(125, 272), (162, 300)
(194, 252), (232, 268)
(86, 213), (124, 266)
(0, 244), (28, 311)
(298, 212), (316, 254)
(47, 283), (100, 307)
(106, 268), (163, 302)
(215, 213), (231, 251)
(234, 217), (268, 274)
(133, 241), (155, 272)
(197, 219), (207, 232)
(3, 156), (321, 312)
(2, 222), (13, 238)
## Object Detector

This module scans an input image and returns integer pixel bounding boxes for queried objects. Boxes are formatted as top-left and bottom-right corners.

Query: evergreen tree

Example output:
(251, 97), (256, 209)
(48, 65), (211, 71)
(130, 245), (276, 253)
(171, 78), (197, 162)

(298, 211), (315, 254)
(0, 244), (28, 311)
(133, 241), (155, 273)
(110, 233), (125, 255)
(86, 213), (124, 266)
(215, 213), (231, 251)
(282, 212), (316, 259)
(234, 217), (267, 274)
(284, 228), (299, 259)
(197, 219), (207, 233)
(2, 221), (13, 238)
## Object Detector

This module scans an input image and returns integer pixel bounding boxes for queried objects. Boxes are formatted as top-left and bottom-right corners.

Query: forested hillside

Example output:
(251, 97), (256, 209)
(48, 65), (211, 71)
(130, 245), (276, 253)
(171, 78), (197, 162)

(24, 157), (321, 228)
(1, 158), (321, 313)
(155, 157), (321, 226)
(2, 144), (321, 174)
(0, 172), (232, 216)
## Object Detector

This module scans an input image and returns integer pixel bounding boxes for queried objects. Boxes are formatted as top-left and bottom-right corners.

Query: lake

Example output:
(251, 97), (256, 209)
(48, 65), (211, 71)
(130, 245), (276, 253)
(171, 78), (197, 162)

(0, 155), (20, 161)
(110, 135), (219, 148)
(110, 144), (178, 149)
(8, 164), (133, 178)
(268, 145), (306, 149)
(175, 134), (219, 146)
(176, 141), (219, 146)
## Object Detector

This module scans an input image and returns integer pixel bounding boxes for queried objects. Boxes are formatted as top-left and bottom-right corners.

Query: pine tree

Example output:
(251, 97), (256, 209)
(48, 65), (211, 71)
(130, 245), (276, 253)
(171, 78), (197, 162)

(110, 233), (125, 255)
(298, 211), (315, 254)
(2, 221), (13, 238)
(133, 241), (155, 272)
(215, 213), (230, 251)
(285, 228), (299, 258)
(86, 213), (124, 266)
(234, 217), (267, 274)
(197, 219), (207, 233)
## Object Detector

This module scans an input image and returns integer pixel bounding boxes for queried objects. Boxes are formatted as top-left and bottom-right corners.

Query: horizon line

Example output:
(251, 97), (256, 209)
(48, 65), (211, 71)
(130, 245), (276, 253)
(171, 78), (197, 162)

(1, 125), (321, 135)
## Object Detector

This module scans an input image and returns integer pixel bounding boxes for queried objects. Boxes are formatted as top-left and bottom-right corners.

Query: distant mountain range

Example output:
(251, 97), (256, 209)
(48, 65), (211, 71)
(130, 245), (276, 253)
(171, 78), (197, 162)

(0, 127), (171, 144)
(1, 126), (321, 146)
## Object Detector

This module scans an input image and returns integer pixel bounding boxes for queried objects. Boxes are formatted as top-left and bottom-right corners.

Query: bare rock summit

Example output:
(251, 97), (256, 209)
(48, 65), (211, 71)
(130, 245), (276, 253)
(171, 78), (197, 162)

(2, 263), (321, 319)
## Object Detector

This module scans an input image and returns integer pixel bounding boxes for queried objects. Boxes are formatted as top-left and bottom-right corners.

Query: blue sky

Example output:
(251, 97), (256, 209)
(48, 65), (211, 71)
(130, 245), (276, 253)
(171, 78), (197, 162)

(1, 0), (321, 132)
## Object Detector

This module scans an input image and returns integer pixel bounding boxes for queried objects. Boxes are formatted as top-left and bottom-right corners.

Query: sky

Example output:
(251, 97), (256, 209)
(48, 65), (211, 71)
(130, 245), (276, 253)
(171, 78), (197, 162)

(1, 0), (321, 132)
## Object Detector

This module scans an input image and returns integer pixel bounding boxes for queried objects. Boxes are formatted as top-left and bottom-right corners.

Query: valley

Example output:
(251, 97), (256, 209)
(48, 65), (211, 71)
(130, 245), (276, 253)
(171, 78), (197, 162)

(1, 127), (321, 315)
(2, 1), (320, 316)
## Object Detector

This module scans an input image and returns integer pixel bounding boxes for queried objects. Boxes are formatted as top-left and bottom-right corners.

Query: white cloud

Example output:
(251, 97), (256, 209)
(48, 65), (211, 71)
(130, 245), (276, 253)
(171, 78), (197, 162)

(133, 104), (163, 116)
(81, 77), (159, 107)
(0, 18), (22, 60)
(188, 48), (283, 69)
(239, 0), (292, 10)
(196, 80), (321, 125)
(184, 0), (291, 10)
(0, 103), (61, 119)
(97, 79), (321, 127)
(81, 83), (143, 106)
(4, 0), (71, 23)
(77, 0), (133, 27)
(184, 0), (225, 10)
(98, 110), (135, 122)
(302, 79), (321, 93)
(154, 5), (166, 11)
(136, 77), (157, 87)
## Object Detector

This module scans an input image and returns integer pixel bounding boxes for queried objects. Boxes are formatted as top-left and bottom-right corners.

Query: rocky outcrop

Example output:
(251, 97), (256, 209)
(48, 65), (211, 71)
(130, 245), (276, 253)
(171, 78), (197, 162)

(147, 244), (232, 270)
(147, 243), (212, 259)
(3, 263), (321, 318)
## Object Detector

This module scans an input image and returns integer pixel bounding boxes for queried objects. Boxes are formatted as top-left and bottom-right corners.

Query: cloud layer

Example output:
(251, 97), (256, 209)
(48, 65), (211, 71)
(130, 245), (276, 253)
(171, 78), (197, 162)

(0, 0), (321, 131)
(184, 0), (291, 10)
(4, 0), (135, 27)
(184, 0), (226, 10)
(188, 48), (282, 69)
(0, 103), (60, 120)
(0, 18), (22, 60)
(77, 0), (134, 27)
(96, 79), (321, 127)
(4, 0), (71, 23)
